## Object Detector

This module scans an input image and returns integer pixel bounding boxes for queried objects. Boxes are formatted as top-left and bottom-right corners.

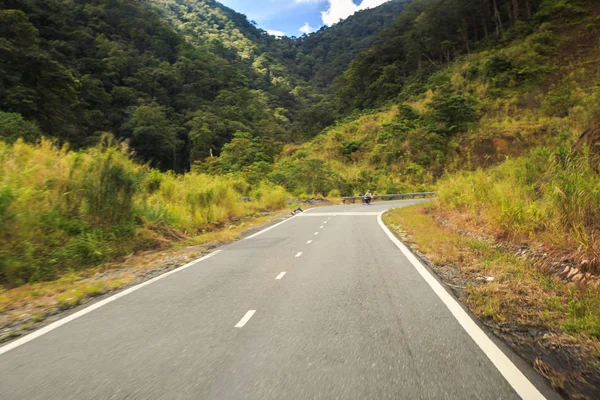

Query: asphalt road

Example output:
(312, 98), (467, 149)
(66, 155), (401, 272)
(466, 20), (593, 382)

(0, 200), (558, 399)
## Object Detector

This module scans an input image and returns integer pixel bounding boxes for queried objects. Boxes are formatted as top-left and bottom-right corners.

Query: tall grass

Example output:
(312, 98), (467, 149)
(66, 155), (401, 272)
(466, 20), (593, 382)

(0, 139), (289, 287)
(438, 141), (600, 273)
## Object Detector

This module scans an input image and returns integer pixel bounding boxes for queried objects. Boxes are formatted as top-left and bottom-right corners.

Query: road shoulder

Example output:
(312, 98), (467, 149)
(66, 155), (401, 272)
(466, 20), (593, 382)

(383, 204), (600, 400)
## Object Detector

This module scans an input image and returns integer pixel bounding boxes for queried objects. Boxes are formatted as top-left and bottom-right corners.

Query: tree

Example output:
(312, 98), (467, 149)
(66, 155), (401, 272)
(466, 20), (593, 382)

(0, 111), (42, 142)
(425, 85), (477, 136)
(126, 103), (183, 170)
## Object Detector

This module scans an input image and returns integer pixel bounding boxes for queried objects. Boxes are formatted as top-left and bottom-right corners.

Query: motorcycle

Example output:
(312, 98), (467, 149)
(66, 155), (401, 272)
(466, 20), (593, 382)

(362, 195), (372, 205)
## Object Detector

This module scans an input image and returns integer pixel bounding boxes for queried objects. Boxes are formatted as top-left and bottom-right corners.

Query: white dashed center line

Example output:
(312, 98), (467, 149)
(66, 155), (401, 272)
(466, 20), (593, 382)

(314, 232), (319, 235)
(275, 272), (287, 280)
(307, 240), (313, 244)
(320, 226), (324, 229)
(235, 310), (256, 328)
(295, 252), (303, 257)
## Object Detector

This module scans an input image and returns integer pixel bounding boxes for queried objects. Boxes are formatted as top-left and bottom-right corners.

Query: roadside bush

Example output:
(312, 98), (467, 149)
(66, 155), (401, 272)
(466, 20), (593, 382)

(0, 139), (290, 287)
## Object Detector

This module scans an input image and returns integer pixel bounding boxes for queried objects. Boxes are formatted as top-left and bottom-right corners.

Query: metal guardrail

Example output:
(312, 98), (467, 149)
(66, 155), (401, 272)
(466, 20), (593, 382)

(341, 192), (436, 204)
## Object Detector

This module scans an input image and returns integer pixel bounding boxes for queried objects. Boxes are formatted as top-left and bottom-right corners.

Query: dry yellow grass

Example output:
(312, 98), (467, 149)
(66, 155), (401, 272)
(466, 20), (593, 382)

(384, 202), (600, 396)
(384, 203), (599, 334)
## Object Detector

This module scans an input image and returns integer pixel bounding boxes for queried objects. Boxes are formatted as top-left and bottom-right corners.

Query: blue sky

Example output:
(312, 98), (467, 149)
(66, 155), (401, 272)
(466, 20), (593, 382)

(218, 0), (393, 37)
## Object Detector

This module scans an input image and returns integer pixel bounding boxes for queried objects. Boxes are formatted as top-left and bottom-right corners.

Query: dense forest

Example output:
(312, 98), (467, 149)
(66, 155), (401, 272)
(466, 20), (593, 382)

(0, 0), (408, 170)
(335, 0), (568, 109)
(0, 0), (315, 171)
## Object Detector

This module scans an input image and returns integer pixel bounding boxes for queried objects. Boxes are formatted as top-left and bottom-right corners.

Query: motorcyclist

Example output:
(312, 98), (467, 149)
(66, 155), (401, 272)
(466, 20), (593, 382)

(363, 190), (373, 205)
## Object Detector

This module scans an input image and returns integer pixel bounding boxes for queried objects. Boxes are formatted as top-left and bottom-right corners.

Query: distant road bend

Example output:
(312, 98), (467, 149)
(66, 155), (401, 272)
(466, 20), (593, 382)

(0, 200), (559, 399)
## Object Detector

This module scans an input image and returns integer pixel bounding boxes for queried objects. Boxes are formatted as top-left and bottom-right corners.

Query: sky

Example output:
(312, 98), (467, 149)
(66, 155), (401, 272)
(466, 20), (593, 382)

(218, 0), (393, 37)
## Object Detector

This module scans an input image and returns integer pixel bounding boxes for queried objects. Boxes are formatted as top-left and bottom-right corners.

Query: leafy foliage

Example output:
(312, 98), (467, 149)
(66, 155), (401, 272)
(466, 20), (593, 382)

(333, 0), (589, 110)
(0, 0), (302, 170)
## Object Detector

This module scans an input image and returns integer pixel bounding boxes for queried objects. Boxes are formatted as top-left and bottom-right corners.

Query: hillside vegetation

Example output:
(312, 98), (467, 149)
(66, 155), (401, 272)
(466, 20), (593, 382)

(1, 0), (600, 337)
(0, 0), (410, 166)
(255, 0), (600, 195)
(0, 137), (287, 287)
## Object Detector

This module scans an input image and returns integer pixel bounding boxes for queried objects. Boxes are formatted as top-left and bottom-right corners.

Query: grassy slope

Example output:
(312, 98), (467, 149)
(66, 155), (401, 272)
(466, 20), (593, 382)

(274, 106), (436, 195)
(435, 11), (600, 274)
(273, 8), (600, 196)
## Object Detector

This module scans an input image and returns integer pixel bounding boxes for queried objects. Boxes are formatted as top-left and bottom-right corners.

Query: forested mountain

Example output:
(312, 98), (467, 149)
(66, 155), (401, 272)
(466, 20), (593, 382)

(335, 0), (581, 109)
(2, 0), (594, 177)
(143, 0), (300, 89)
(283, 0), (410, 89)
(274, 0), (598, 193)
(0, 0), (300, 171)
(144, 0), (410, 90)
(0, 0), (408, 169)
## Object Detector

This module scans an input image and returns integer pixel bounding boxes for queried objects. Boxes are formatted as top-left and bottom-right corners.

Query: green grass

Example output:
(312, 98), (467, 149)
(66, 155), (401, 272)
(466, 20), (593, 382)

(0, 138), (290, 288)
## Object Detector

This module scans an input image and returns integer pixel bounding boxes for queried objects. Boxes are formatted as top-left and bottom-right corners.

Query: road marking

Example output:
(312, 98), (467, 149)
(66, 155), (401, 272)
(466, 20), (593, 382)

(244, 212), (304, 240)
(377, 211), (546, 400)
(0, 250), (223, 357)
(295, 252), (303, 257)
(275, 271), (287, 280)
(300, 212), (379, 216)
(324, 221), (327, 224)
(235, 310), (256, 328)
(320, 226), (324, 229)
(307, 240), (313, 244)
(314, 232), (319, 235)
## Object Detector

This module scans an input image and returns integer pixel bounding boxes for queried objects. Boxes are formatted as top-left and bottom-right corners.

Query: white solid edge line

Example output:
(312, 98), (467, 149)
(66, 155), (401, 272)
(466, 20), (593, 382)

(235, 310), (256, 328)
(244, 212), (302, 240)
(275, 271), (287, 280)
(302, 212), (379, 216)
(0, 250), (223, 357)
(376, 211), (545, 400)
(295, 252), (303, 258)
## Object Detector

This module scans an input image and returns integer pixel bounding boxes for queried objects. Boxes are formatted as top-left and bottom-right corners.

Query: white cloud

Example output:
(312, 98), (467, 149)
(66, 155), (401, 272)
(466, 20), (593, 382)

(299, 22), (315, 35)
(267, 29), (286, 37)
(321, 0), (391, 26)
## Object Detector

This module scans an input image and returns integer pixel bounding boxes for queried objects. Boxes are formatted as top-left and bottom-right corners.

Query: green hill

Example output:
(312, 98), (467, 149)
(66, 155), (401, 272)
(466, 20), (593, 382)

(259, 0), (600, 196)
(0, 0), (410, 166)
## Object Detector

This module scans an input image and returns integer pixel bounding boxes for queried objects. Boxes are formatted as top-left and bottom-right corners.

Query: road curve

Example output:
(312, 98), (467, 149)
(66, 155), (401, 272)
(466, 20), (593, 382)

(0, 200), (558, 399)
